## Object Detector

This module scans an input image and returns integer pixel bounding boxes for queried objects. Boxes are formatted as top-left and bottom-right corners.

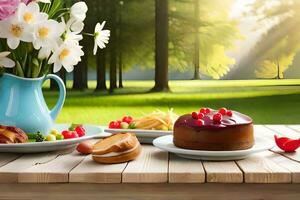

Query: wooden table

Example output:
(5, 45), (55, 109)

(1, 125), (300, 200)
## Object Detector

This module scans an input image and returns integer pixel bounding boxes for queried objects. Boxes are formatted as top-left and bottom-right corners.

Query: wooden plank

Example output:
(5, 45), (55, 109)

(236, 152), (291, 183)
(288, 125), (300, 132)
(69, 155), (127, 183)
(265, 125), (300, 138)
(203, 161), (243, 183)
(253, 125), (275, 139)
(264, 151), (300, 183)
(0, 153), (21, 167)
(253, 125), (300, 183)
(18, 151), (86, 183)
(1, 183), (300, 200)
(168, 154), (205, 183)
(122, 145), (168, 183)
(264, 125), (300, 163)
(0, 150), (71, 183)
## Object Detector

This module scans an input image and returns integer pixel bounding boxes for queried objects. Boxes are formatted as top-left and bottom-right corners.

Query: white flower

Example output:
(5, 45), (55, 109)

(64, 31), (83, 44)
(18, 2), (48, 25)
(35, 0), (51, 3)
(70, 20), (84, 33)
(0, 15), (33, 49)
(33, 19), (65, 50)
(93, 21), (110, 55)
(38, 45), (53, 60)
(60, 18), (83, 45)
(48, 41), (84, 73)
(0, 52), (15, 68)
(70, 2), (88, 22)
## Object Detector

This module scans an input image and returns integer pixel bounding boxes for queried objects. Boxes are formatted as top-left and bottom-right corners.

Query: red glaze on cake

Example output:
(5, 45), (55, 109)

(173, 108), (254, 151)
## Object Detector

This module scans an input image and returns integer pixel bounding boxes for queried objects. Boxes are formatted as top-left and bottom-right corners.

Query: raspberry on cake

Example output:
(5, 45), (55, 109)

(173, 108), (254, 151)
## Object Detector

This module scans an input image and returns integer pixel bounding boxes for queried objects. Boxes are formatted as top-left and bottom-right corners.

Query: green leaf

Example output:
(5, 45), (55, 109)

(48, 0), (63, 19)
(15, 61), (24, 77)
(31, 58), (41, 78)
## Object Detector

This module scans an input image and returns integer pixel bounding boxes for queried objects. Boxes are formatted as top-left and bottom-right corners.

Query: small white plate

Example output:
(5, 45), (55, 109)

(104, 128), (172, 143)
(0, 124), (111, 153)
(153, 135), (274, 161)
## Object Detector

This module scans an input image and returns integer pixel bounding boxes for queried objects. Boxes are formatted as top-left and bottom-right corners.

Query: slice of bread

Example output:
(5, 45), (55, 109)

(92, 144), (141, 164)
(92, 133), (138, 155)
(92, 133), (141, 164)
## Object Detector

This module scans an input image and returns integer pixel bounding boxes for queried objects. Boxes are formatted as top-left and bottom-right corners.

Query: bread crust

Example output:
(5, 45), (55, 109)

(92, 133), (138, 155)
(92, 133), (141, 164)
(92, 144), (142, 164)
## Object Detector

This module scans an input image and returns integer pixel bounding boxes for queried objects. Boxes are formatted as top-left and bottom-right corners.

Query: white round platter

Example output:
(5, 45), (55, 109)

(153, 135), (274, 161)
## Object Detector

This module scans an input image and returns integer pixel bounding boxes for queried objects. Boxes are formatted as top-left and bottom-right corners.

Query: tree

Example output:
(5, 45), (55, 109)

(72, 0), (88, 90)
(235, 0), (300, 79)
(152, 0), (170, 92)
(109, 0), (118, 93)
(193, 0), (200, 79)
(255, 37), (296, 79)
(118, 1), (124, 88)
(169, 0), (240, 79)
(96, 50), (107, 91)
(95, 0), (108, 91)
(73, 41), (88, 90)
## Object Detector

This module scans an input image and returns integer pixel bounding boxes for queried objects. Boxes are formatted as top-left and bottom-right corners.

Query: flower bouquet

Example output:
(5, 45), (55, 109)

(0, 0), (110, 136)
(0, 0), (110, 77)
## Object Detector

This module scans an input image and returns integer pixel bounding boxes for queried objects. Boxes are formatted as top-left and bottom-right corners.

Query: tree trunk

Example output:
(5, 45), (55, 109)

(118, 2), (123, 88)
(73, 42), (88, 90)
(50, 69), (66, 90)
(95, 50), (107, 91)
(94, 0), (107, 91)
(152, 0), (169, 92)
(118, 52), (123, 88)
(193, 0), (200, 80)
(109, 0), (117, 93)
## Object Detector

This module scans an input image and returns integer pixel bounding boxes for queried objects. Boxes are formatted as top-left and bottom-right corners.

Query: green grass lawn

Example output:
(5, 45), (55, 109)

(43, 79), (300, 125)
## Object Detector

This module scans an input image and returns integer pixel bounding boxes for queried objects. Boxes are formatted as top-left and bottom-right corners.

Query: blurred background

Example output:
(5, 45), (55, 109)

(46, 0), (300, 125)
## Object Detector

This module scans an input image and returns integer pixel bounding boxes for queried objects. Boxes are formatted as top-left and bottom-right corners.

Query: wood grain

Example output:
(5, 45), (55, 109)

(122, 145), (168, 183)
(253, 125), (275, 139)
(18, 151), (85, 183)
(288, 125), (300, 132)
(203, 161), (243, 183)
(69, 155), (127, 183)
(265, 125), (300, 138)
(1, 183), (300, 200)
(0, 153), (21, 167)
(168, 154), (205, 183)
(265, 125), (300, 163)
(236, 152), (291, 183)
(0, 151), (65, 183)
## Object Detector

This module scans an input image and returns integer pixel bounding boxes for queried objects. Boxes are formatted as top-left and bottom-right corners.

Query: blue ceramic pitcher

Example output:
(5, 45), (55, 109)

(0, 73), (66, 135)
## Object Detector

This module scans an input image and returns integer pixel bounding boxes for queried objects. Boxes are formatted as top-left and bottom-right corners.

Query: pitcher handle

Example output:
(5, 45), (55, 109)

(43, 74), (66, 121)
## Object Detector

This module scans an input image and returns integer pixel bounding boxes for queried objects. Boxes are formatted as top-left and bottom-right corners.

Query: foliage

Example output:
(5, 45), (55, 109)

(255, 37), (297, 78)
(242, 0), (300, 79)
(169, 0), (241, 79)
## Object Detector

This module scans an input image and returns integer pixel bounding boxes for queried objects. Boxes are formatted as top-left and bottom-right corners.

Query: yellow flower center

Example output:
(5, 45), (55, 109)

(38, 27), (49, 39)
(59, 49), (70, 60)
(23, 12), (33, 23)
(10, 25), (23, 37)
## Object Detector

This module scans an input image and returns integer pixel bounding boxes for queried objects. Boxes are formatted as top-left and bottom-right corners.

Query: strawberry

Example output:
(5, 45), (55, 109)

(75, 125), (85, 137)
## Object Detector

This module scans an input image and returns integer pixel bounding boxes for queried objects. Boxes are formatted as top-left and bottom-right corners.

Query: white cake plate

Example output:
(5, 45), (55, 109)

(153, 135), (274, 161)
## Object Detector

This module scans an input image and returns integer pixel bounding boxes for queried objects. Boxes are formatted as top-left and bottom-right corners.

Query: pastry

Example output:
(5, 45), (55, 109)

(0, 125), (28, 144)
(173, 107), (254, 151)
(92, 133), (141, 164)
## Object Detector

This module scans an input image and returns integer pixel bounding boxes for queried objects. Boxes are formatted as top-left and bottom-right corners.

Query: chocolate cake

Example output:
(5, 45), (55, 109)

(173, 108), (254, 151)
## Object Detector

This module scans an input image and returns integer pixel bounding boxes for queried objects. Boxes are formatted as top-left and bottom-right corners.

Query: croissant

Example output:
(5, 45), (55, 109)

(0, 125), (28, 144)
